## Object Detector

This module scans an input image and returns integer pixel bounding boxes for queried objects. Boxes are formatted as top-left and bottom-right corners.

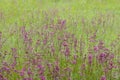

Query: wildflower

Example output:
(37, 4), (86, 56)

(55, 65), (59, 72)
(108, 61), (114, 70)
(103, 68), (109, 74)
(100, 75), (106, 80)
(94, 46), (99, 52)
(98, 52), (107, 63)
(61, 20), (66, 26)
(20, 68), (25, 76)
(65, 47), (70, 56)
(58, 19), (66, 26)
(62, 41), (68, 47)
(40, 76), (46, 80)
(37, 64), (43, 69)
(11, 61), (17, 69)
(51, 46), (55, 54)
(2, 67), (10, 73)
(74, 54), (78, 60)
(27, 68), (32, 76)
(43, 38), (47, 45)
(72, 60), (77, 64)
(38, 64), (45, 76)
(88, 53), (93, 65)
(108, 53), (114, 60)
(55, 61), (59, 72)
(23, 78), (33, 80)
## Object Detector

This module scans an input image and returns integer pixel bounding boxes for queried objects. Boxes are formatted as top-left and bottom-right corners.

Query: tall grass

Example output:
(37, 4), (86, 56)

(0, 0), (120, 80)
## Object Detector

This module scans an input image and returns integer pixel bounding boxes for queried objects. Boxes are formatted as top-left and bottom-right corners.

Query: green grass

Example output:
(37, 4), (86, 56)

(0, 0), (120, 80)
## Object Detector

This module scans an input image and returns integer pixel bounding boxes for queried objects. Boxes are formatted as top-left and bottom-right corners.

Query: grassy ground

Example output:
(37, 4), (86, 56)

(0, 0), (120, 80)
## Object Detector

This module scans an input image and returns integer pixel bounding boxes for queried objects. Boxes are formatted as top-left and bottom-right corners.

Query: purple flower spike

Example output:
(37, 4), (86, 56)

(40, 76), (46, 80)
(27, 68), (32, 76)
(20, 68), (25, 76)
(65, 47), (70, 56)
(63, 41), (68, 47)
(98, 52), (107, 63)
(94, 46), (99, 52)
(88, 53), (93, 65)
(100, 75), (106, 80)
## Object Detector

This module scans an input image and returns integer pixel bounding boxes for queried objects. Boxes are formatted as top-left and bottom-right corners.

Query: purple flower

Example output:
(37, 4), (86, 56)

(2, 67), (10, 73)
(23, 78), (33, 80)
(11, 61), (17, 69)
(55, 65), (59, 72)
(98, 52), (107, 63)
(40, 76), (46, 80)
(58, 19), (66, 27)
(94, 46), (99, 52)
(108, 61), (114, 70)
(37, 64), (45, 76)
(100, 75), (106, 80)
(108, 53), (114, 60)
(74, 54), (78, 60)
(37, 64), (43, 69)
(88, 53), (93, 65)
(20, 71), (24, 77)
(61, 20), (66, 26)
(54, 61), (60, 72)
(62, 41), (68, 47)
(20, 68), (25, 76)
(43, 38), (47, 45)
(27, 68), (32, 76)
(65, 47), (70, 56)
(72, 60), (76, 64)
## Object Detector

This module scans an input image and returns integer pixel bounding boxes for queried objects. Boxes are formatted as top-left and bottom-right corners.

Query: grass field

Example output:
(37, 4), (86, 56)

(0, 0), (120, 80)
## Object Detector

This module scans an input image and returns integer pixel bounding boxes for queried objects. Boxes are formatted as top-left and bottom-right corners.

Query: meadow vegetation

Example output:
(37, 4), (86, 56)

(0, 0), (120, 80)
